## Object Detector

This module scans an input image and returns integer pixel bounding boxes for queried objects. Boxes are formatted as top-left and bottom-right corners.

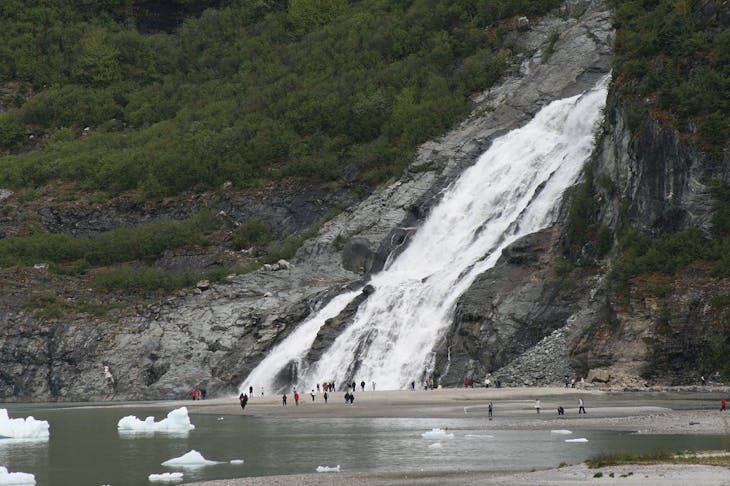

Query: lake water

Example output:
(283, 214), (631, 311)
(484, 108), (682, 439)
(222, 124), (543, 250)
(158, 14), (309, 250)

(1, 403), (727, 485)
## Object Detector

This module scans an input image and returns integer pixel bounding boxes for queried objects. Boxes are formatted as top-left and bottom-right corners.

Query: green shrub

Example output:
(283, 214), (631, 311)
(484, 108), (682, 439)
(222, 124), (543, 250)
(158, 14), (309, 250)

(93, 265), (197, 291)
(93, 262), (260, 291)
(0, 211), (221, 268)
(586, 450), (673, 468)
(0, 0), (564, 195)
(611, 0), (730, 154)
(0, 116), (25, 150)
(231, 219), (273, 250)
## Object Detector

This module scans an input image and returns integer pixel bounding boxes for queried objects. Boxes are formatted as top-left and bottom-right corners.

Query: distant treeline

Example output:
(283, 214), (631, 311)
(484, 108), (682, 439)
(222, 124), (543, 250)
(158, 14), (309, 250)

(0, 0), (562, 196)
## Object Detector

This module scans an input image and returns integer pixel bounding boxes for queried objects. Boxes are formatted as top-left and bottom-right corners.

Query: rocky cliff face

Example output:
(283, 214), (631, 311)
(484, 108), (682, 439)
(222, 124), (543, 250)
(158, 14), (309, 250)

(4, 0), (722, 401)
(560, 97), (730, 387)
(437, 86), (730, 389)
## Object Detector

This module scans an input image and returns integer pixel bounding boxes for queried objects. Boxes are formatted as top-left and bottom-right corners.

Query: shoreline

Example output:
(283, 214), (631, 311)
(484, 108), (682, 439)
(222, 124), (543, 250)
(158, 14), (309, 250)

(179, 387), (730, 485)
(45, 386), (730, 435)
(175, 386), (730, 435)
(184, 463), (730, 486)
(11, 386), (728, 485)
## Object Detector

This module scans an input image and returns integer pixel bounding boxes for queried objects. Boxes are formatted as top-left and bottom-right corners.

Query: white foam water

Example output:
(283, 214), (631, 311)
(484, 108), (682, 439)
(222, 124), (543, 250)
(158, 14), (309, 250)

(242, 76), (609, 392)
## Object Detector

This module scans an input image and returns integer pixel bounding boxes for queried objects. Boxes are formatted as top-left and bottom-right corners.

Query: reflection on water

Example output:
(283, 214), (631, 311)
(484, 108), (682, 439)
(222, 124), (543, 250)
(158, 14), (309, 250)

(0, 404), (726, 486)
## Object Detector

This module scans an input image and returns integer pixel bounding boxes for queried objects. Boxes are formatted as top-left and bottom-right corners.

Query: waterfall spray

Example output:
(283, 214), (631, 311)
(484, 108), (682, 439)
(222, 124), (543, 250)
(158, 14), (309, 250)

(242, 76), (609, 393)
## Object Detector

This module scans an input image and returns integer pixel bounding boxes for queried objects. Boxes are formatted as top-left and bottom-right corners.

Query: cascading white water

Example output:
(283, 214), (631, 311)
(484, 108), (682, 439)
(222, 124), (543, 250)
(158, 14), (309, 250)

(242, 76), (609, 393)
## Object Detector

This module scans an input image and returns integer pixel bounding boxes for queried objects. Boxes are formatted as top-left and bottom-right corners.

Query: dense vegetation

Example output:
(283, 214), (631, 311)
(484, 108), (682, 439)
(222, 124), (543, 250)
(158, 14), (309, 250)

(0, 0), (564, 294)
(610, 0), (730, 154)
(569, 0), (730, 278)
(0, 0), (561, 197)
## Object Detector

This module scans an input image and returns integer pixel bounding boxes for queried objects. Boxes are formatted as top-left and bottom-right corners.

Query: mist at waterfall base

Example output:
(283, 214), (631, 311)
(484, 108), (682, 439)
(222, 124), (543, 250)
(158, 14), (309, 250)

(243, 77), (610, 394)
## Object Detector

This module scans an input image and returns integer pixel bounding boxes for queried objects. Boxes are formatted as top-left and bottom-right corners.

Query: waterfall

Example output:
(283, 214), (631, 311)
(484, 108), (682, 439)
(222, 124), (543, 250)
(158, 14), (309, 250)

(242, 76), (609, 393)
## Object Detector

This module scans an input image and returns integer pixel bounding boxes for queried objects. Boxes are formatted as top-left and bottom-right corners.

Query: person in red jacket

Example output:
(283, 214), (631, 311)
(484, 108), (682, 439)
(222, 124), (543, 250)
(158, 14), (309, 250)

(722, 398), (726, 411)
(294, 391), (300, 406)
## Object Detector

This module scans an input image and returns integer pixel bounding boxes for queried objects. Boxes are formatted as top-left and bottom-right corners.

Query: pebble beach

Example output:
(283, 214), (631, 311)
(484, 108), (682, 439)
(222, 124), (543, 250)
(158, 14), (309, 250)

(165, 386), (730, 486)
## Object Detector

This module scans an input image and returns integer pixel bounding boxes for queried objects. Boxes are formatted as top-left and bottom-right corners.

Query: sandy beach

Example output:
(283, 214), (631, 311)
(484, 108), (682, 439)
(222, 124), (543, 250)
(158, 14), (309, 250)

(160, 386), (730, 485)
(174, 386), (730, 435)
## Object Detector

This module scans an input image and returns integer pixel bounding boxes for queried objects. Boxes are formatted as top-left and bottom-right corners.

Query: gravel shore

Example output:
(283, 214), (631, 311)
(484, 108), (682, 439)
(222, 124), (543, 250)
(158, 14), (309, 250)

(162, 386), (730, 486)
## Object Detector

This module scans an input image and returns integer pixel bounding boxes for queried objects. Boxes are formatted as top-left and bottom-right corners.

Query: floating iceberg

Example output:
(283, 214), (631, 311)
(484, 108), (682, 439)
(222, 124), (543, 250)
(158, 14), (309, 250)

(161, 450), (221, 468)
(0, 466), (36, 485)
(316, 465), (340, 473)
(148, 472), (183, 482)
(230, 459), (244, 465)
(117, 407), (195, 434)
(565, 438), (589, 443)
(0, 409), (49, 440)
(421, 428), (454, 440)
(550, 429), (573, 435)
(428, 442), (442, 449)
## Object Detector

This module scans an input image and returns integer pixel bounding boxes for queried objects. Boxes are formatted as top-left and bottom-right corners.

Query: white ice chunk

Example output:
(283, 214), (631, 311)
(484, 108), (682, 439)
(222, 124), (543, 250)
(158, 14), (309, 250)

(316, 465), (340, 473)
(161, 450), (221, 468)
(465, 434), (494, 438)
(148, 472), (184, 482)
(0, 409), (50, 440)
(117, 407), (195, 434)
(230, 460), (244, 465)
(550, 429), (573, 435)
(428, 442), (442, 449)
(421, 428), (454, 439)
(565, 438), (589, 443)
(0, 466), (36, 485)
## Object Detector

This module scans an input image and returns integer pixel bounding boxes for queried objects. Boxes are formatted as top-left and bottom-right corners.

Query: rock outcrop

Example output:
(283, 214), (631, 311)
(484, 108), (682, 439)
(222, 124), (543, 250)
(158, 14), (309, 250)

(8, 0), (697, 401)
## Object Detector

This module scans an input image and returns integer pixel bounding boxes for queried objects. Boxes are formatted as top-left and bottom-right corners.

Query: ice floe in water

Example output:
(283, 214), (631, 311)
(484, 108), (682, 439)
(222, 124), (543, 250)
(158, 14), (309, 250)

(161, 450), (222, 468)
(117, 407), (195, 434)
(230, 459), (244, 465)
(0, 466), (36, 485)
(465, 434), (494, 438)
(0, 409), (50, 440)
(428, 442), (443, 449)
(550, 429), (573, 435)
(316, 465), (340, 473)
(148, 472), (184, 482)
(565, 438), (589, 443)
(421, 428), (454, 440)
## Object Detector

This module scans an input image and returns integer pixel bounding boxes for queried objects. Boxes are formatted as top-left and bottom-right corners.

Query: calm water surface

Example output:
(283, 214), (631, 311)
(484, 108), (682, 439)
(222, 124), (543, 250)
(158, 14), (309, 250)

(0, 403), (726, 486)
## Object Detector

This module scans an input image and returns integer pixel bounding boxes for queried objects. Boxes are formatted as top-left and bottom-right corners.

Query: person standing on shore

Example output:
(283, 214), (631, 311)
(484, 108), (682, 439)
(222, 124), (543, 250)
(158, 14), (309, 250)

(535, 399), (541, 414)
(578, 398), (586, 414)
(722, 398), (726, 411)
(488, 401), (493, 418)
(294, 391), (300, 406)
(282, 394), (287, 405)
(323, 391), (328, 403)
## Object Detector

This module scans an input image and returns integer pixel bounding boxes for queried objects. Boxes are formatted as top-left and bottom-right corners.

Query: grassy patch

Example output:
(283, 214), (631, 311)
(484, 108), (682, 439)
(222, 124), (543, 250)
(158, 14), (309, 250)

(22, 292), (123, 318)
(586, 450), (730, 468)
(93, 262), (259, 292)
(0, 210), (220, 269)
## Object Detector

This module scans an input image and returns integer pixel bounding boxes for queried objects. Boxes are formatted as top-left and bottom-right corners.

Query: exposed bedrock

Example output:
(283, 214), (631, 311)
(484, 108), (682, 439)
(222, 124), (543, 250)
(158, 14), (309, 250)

(1, 0), (628, 401)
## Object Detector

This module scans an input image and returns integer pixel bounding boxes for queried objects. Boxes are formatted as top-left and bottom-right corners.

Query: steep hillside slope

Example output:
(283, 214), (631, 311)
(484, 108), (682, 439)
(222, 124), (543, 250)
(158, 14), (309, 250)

(1, 0), (612, 400)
